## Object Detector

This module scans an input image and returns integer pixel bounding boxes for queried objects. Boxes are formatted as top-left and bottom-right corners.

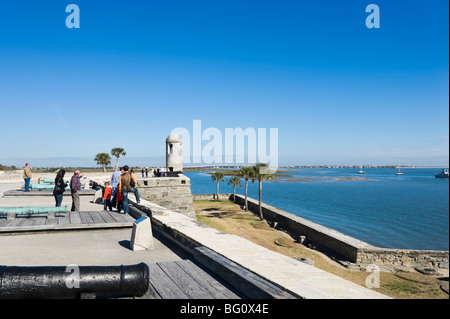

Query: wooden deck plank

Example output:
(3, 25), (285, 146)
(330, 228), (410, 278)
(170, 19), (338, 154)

(89, 211), (106, 224)
(23, 216), (47, 227)
(5, 216), (27, 227)
(0, 210), (134, 233)
(107, 211), (129, 223)
(175, 260), (241, 299)
(46, 216), (58, 226)
(194, 246), (295, 299)
(0, 218), (7, 227)
(157, 261), (215, 299)
(57, 213), (71, 225)
(142, 284), (162, 299)
(80, 211), (93, 224)
(69, 211), (82, 224)
(148, 263), (189, 299)
(97, 210), (116, 223)
(122, 213), (136, 222)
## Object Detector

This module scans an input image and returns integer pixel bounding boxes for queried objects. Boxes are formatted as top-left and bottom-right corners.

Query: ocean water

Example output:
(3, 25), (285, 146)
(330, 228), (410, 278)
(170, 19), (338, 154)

(185, 168), (449, 251)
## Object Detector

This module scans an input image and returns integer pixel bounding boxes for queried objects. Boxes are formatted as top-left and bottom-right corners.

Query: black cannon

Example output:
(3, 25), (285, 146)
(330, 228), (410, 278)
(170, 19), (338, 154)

(0, 263), (149, 299)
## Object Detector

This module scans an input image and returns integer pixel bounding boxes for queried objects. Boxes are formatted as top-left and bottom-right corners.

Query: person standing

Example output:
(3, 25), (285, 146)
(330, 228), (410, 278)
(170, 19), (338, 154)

(23, 163), (32, 191)
(53, 169), (68, 207)
(110, 167), (123, 208)
(70, 170), (83, 211)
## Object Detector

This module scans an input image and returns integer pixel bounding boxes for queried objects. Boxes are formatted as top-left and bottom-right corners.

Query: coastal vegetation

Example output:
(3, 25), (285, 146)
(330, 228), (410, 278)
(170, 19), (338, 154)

(251, 163), (274, 220)
(227, 177), (242, 202)
(111, 147), (126, 171)
(0, 164), (17, 170)
(94, 153), (111, 173)
(194, 199), (449, 299)
(238, 166), (253, 212)
(210, 171), (225, 198)
(210, 164), (275, 220)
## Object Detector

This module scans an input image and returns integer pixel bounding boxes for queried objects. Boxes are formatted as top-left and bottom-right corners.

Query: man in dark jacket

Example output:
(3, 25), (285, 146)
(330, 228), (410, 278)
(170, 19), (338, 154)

(70, 170), (83, 211)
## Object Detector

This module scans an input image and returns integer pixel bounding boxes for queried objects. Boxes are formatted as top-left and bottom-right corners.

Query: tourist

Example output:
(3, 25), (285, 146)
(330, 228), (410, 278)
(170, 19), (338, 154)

(110, 167), (122, 208)
(103, 181), (113, 211)
(118, 165), (140, 214)
(141, 167), (145, 178)
(53, 169), (68, 207)
(160, 166), (165, 177)
(145, 167), (149, 177)
(70, 170), (83, 211)
(23, 163), (32, 192)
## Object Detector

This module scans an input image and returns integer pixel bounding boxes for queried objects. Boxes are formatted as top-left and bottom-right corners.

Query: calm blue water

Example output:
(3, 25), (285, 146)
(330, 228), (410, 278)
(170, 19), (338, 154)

(185, 168), (449, 251)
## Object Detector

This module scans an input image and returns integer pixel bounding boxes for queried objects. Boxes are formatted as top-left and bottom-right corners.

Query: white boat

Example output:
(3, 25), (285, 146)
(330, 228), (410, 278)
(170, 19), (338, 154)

(358, 166), (365, 174)
(395, 167), (403, 175)
(435, 169), (449, 178)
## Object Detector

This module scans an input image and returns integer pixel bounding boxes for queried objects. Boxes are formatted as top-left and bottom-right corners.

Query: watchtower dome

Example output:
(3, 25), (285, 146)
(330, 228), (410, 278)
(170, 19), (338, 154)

(166, 133), (183, 173)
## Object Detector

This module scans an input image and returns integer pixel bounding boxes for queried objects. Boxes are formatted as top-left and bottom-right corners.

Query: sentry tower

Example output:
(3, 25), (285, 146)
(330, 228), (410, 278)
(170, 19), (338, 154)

(166, 133), (183, 173)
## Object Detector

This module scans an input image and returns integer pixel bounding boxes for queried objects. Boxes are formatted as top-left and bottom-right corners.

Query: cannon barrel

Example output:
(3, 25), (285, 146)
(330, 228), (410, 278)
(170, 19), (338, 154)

(0, 206), (68, 216)
(0, 263), (149, 299)
(31, 183), (70, 190)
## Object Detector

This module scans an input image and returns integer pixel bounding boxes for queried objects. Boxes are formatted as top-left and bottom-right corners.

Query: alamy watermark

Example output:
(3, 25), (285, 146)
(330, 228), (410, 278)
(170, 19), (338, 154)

(365, 264), (380, 288)
(65, 264), (80, 289)
(366, 4), (380, 29)
(65, 4), (80, 29)
(64, 4), (380, 30)
(170, 120), (279, 172)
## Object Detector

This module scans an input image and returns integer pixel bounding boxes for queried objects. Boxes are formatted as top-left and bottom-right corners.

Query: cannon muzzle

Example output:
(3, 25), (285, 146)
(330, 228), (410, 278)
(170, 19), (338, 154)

(0, 263), (149, 299)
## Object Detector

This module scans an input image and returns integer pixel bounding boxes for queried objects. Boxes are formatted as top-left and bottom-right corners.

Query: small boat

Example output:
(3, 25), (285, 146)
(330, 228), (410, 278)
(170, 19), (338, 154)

(358, 166), (365, 174)
(435, 169), (449, 178)
(395, 167), (403, 175)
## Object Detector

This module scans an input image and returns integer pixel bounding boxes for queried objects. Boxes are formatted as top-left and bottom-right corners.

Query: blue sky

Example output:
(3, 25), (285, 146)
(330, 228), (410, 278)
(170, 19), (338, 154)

(0, 0), (448, 167)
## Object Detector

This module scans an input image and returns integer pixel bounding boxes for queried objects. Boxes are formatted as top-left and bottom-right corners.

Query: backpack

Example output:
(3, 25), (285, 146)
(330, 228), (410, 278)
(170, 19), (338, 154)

(122, 172), (135, 188)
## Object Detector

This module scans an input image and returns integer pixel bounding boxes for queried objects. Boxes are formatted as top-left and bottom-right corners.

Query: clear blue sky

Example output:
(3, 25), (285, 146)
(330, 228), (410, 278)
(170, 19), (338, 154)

(0, 0), (448, 167)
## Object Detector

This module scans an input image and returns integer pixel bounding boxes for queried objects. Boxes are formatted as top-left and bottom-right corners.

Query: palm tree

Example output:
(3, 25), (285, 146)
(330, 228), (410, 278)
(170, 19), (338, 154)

(111, 147), (126, 171)
(228, 177), (242, 202)
(252, 163), (274, 220)
(94, 153), (111, 172)
(211, 171), (225, 199)
(238, 166), (254, 211)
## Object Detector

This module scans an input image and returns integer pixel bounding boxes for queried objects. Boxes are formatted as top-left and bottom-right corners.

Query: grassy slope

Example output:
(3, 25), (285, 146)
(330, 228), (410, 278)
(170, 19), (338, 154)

(194, 199), (449, 299)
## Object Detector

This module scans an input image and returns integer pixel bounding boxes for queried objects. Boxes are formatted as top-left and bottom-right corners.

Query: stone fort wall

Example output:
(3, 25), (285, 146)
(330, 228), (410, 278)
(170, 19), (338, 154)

(228, 194), (449, 270)
(136, 175), (196, 219)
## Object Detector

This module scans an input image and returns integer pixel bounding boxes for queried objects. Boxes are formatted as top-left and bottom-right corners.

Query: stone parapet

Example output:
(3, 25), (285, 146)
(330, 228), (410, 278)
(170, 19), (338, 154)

(135, 175), (195, 219)
(357, 248), (449, 271)
(192, 193), (233, 201)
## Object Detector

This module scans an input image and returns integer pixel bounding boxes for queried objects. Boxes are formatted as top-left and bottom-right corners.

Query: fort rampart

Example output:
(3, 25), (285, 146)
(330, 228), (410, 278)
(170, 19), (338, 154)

(193, 193), (449, 271)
